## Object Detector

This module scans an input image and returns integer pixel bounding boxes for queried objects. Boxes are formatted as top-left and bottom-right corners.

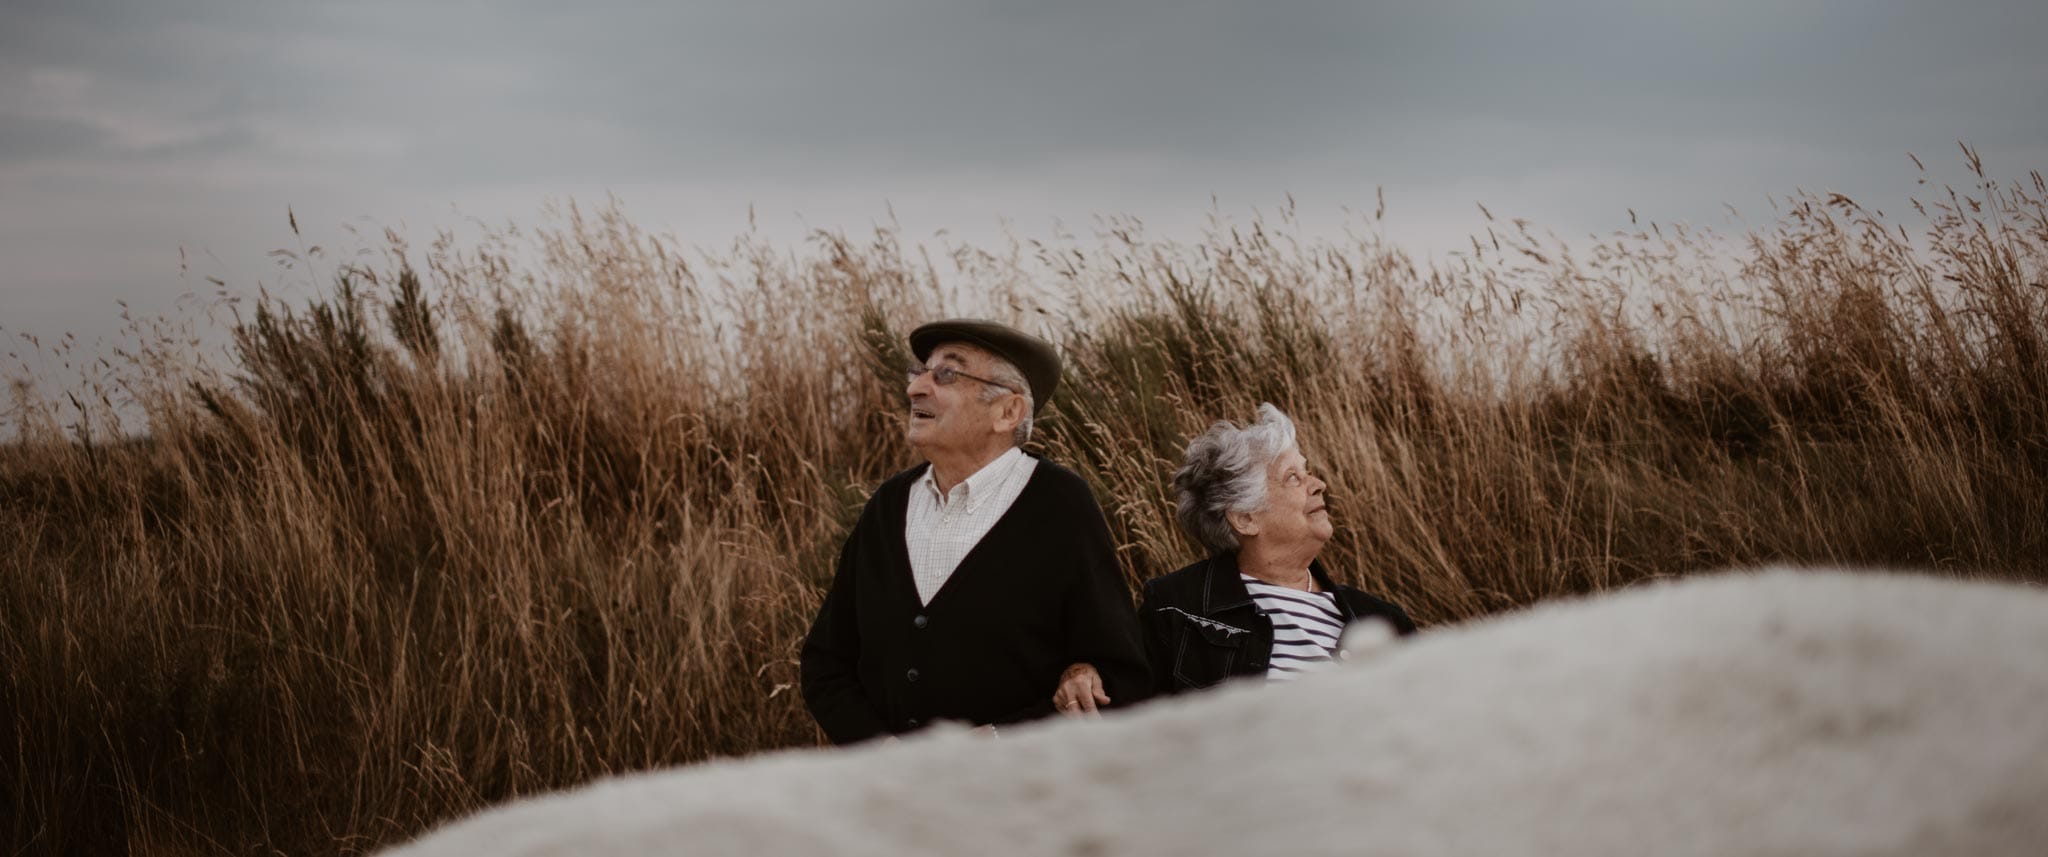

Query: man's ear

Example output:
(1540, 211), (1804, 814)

(990, 393), (1025, 435)
(1227, 509), (1260, 538)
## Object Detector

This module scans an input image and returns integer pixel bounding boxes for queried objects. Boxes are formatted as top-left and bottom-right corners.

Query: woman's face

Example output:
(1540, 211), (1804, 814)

(1237, 447), (1333, 549)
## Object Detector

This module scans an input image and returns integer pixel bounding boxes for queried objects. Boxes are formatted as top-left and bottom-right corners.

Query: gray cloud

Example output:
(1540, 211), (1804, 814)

(11, 1), (2039, 185)
(0, 114), (112, 161)
(3, 0), (2045, 393)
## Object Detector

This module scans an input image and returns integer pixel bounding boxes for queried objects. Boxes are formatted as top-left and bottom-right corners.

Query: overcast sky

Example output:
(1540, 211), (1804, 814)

(4, 0), (2045, 391)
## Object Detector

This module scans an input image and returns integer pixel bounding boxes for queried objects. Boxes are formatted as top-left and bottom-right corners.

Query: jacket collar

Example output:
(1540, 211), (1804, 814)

(1199, 552), (1341, 615)
(1198, 554), (1253, 614)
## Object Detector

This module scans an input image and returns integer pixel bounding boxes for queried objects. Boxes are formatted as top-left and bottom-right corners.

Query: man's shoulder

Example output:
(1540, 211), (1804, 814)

(853, 464), (928, 518)
(1021, 453), (1078, 485)
(1017, 455), (1099, 505)
(878, 463), (928, 493)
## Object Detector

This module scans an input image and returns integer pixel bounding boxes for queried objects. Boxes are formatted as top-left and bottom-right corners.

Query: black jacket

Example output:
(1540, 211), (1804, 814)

(1138, 552), (1415, 696)
(800, 456), (1151, 744)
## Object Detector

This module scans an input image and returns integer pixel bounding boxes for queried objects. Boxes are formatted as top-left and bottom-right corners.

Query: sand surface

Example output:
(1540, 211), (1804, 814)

(383, 568), (2048, 856)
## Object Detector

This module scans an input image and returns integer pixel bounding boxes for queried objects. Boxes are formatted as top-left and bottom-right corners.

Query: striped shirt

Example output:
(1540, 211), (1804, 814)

(905, 447), (1036, 605)
(1242, 574), (1346, 681)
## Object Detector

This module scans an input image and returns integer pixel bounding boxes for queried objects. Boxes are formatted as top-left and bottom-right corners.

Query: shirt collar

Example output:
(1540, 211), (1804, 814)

(918, 446), (1029, 505)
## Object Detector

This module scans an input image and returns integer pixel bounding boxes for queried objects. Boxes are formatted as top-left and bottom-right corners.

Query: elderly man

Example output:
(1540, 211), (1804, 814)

(1136, 403), (1415, 696)
(799, 320), (1150, 743)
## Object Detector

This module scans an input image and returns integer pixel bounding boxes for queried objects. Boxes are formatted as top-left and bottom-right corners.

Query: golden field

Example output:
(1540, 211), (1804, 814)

(4, 154), (2045, 854)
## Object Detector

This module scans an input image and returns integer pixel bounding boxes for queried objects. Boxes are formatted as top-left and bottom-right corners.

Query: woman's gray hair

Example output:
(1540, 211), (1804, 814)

(1172, 403), (1298, 553)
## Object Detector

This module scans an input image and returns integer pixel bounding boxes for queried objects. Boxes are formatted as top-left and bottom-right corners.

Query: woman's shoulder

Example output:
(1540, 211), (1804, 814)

(1333, 586), (1418, 635)
(1142, 557), (1220, 604)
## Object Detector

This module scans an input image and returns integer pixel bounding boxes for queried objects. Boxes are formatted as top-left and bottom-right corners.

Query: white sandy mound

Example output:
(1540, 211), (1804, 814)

(383, 568), (2048, 857)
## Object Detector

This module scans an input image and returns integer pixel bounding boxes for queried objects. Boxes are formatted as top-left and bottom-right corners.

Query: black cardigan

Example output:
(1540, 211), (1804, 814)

(799, 456), (1151, 744)
(1138, 552), (1415, 697)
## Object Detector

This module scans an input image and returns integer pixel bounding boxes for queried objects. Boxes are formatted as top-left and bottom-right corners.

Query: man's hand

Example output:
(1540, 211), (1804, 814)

(1051, 662), (1110, 719)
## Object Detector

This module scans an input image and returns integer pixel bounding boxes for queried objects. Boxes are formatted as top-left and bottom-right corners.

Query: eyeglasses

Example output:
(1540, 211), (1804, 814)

(907, 361), (1018, 394)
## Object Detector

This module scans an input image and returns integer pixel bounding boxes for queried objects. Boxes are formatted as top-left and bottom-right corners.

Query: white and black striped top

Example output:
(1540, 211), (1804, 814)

(1241, 574), (1345, 681)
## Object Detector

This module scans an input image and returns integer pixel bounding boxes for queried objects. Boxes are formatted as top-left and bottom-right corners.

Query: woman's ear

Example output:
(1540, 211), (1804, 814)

(1228, 509), (1260, 538)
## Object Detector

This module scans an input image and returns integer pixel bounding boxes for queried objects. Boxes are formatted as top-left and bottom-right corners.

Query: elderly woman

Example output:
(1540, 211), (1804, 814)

(1137, 403), (1415, 695)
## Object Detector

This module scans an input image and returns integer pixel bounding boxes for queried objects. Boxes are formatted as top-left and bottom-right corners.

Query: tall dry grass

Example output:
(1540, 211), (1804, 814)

(5, 152), (2047, 854)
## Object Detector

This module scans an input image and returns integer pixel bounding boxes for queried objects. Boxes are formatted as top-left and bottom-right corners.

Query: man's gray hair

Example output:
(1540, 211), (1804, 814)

(976, 355), (1034, 447)
(1172, 403), (1298, 554)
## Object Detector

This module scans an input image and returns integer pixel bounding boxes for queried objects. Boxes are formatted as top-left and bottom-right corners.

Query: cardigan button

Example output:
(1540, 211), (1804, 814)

(906, 718), (921, 728)
(906, 668), (921, 683)
(913, 614), (928, 629)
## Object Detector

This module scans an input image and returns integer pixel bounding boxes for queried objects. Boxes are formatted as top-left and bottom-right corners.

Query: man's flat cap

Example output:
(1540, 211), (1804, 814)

(909, 319), (1061, 410)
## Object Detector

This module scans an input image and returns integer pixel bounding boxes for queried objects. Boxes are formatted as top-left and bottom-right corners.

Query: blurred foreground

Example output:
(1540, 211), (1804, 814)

(387, 570), (2048, 857)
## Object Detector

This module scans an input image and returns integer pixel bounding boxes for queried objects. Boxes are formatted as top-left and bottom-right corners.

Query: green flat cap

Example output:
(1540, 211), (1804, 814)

(909, 319), (1061, 411)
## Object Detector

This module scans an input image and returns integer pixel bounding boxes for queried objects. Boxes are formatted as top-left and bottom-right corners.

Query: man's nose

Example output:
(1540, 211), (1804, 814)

(907, 371), (933, 398)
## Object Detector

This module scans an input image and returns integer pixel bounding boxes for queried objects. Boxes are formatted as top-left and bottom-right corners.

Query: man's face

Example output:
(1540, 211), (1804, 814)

(1242, 447), (1334, 547)
(905, 343), (1006, 457)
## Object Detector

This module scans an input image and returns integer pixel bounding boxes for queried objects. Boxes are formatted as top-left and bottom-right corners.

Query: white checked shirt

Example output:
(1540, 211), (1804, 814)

(905, 446), (1038, 605)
